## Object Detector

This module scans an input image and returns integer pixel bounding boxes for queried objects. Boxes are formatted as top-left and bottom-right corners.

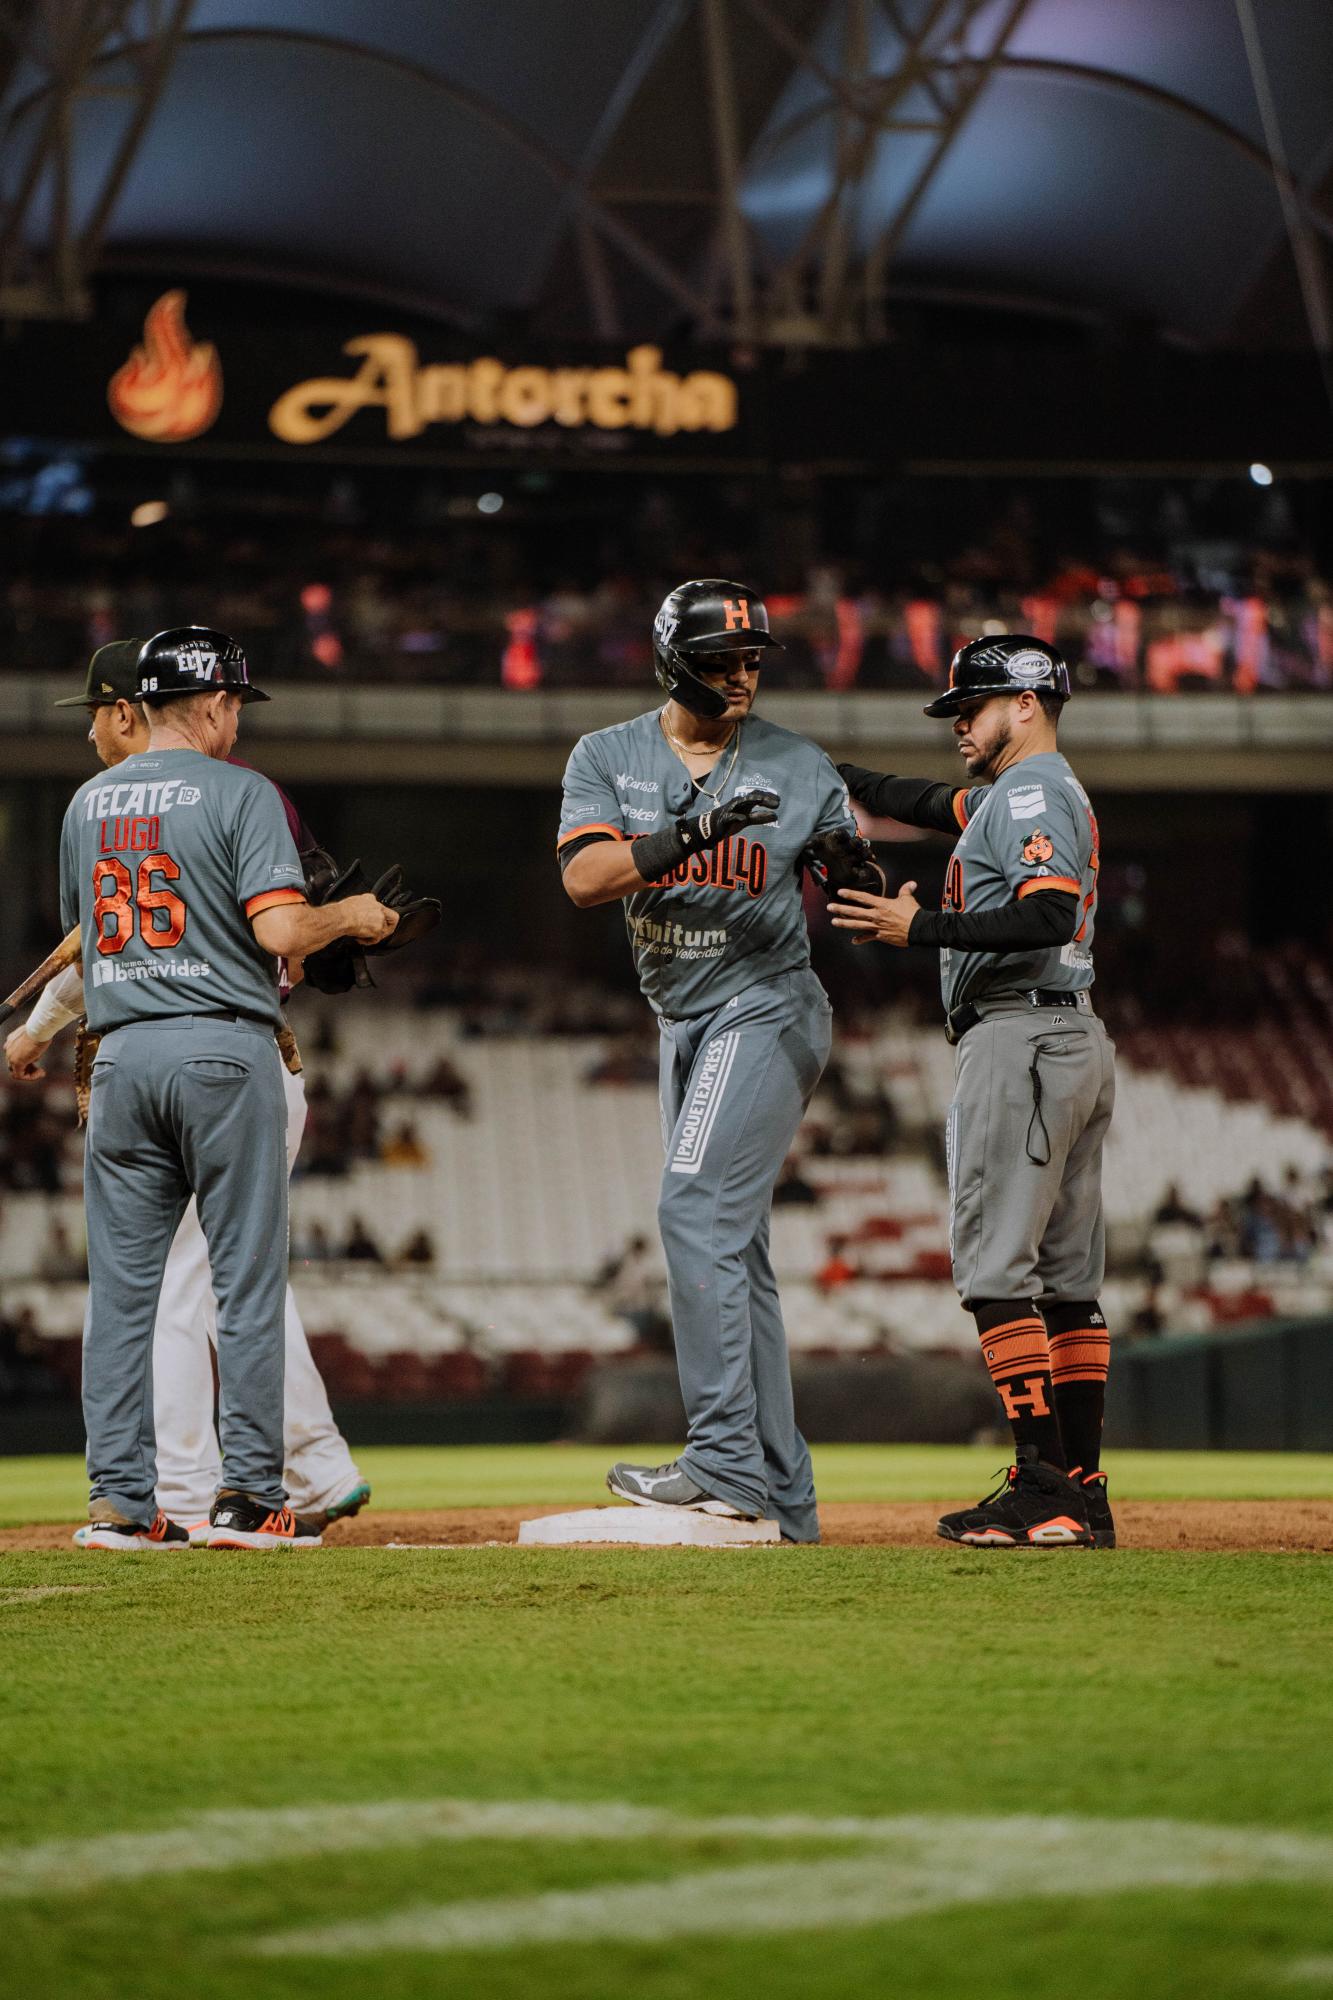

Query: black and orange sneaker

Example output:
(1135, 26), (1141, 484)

(206, 1492), (323, 1550)
(937, 1451), (1093, 1548)
(79, 1508), (190, 1552)
(1077, 1470), (1116, 1548)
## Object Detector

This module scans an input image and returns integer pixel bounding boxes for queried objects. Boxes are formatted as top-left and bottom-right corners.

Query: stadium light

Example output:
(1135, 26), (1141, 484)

(477, 491), (504, 514)
(1249, 462), (1274, 486)
(130, 499), (168, 527)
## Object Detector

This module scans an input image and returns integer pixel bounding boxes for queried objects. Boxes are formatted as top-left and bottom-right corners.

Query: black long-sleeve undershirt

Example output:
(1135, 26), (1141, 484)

(836, 764), (962, 834)
(837, 762), (1079, 951)
(908, 890), (1080, 952)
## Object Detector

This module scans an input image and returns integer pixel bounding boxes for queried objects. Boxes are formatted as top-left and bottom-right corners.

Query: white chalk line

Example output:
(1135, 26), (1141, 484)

(1286, 1961), (1333, 1984)
(248, 1812), (1333, 1959)
(6, 1798), (1333, 1969)
(0, 1585), (96, 1607)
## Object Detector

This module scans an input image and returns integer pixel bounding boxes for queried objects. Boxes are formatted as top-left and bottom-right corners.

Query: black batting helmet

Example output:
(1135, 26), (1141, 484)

(135, 626), (270, 705)
(924, 634), (1071, 719)
(652, 579), (781, 721)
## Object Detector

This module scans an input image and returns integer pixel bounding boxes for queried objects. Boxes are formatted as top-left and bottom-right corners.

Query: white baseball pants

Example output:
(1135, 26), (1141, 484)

(152, 1062), (361, 1521)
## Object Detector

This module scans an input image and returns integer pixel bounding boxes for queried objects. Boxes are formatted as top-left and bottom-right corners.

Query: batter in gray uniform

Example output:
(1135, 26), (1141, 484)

(559, 580), (884, 1542)
(831, 635), (1116, 1549)
(60, 627), (397, 1551)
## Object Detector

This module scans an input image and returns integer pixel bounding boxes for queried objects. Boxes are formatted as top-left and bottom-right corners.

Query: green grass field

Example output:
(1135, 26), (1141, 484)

(7, 1440), (1333, 1526)
(4, 1444), (1333, 2000)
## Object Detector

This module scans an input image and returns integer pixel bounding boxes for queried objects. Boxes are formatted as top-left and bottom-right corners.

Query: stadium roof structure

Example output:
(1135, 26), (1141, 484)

(2, 0), (1331, 352)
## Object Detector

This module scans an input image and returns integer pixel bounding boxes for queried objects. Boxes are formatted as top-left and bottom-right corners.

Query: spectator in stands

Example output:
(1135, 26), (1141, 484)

(586, 1036), (659, 1086)
(36, 1215), (86, 1283)
(341, 1216), (385, 1263)
(343, 1071), (383, 1163)
(772, 1157), (821, 1207)
(381, 1120), (429, 1167)
(594, 1233), (669, 1349)
(1153, 1183), (1203, 1228)
(0, 1305), (62, 1402)
(1237, 1178), (1285, 1263)
(398, 1228), (436, 1268)
(1128, 1281), (1165, 1340)
(292, 1219), (333, 1263)
(0, 1090), (65, 1194)
(816, 1237), (857, 1292)
(420, 1054), (472, 1118)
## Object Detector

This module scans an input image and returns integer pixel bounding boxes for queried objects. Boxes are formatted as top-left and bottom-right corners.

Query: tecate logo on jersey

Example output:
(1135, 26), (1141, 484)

(82, 778), (201, 821)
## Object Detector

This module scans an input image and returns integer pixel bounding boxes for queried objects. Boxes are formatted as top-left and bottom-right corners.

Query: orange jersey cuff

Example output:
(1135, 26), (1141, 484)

(1016, 876), (1082, 898)
(952, 790), (970, 829)
(246, 888), (307, 918)
(556, 822), (625, 851)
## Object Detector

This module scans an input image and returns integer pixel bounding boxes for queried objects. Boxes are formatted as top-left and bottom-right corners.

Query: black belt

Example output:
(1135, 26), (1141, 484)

(946, 988), (1088, 1047)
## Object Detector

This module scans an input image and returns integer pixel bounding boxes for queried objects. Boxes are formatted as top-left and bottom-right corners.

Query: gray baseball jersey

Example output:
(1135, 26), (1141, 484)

(940, 751), (1099, 1013)
(558, 709), (856, 1018)
(59, 750), (306, 1032)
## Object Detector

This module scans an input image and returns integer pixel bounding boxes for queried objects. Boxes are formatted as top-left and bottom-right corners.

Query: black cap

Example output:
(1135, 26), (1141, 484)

(135, 626), (270, 704)
(652, 579), (781, 720)
(53, 639), (147, 708)
(924, 634), (1072, 718)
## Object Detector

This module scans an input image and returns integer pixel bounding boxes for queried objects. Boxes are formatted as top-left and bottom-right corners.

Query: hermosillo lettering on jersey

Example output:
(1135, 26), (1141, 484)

(640, 832), (768, 899)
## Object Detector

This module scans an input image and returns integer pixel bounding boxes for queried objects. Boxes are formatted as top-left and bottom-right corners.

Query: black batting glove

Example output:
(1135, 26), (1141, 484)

(633, 788), (780, 881)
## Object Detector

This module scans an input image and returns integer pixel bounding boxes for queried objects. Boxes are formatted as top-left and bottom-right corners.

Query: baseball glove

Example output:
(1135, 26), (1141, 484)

(299, 850), (441, 994)
(73, 1020), (100, 1127)
(801, 828), (887, 901)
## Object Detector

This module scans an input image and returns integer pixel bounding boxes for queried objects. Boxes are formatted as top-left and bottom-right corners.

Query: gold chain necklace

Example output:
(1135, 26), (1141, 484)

(659, 709), (742, 806)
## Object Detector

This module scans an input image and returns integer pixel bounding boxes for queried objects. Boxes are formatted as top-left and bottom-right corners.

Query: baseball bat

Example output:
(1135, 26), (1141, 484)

(0, 926), (82, 1030)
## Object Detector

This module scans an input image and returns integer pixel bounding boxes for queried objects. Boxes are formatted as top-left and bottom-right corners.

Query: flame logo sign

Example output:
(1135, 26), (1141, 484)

(108, 291), (223, 442)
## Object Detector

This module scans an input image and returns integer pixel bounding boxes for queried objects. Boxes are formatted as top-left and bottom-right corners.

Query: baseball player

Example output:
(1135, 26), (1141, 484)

(5, 639), (371, 1542)
(830, 635), (1116, 1549)
(57, 627), (397, 1549)
(559, 579), (884, 1543)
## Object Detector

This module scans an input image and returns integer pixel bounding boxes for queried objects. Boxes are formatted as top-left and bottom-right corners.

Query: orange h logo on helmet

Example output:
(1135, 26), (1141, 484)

(722, 599), (751, 631)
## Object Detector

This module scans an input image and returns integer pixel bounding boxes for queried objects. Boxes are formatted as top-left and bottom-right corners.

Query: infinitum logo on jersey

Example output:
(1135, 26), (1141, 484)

(627, 915), (727, 961)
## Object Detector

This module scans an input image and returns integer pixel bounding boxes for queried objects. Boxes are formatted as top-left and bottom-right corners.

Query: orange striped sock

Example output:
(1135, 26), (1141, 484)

(974, 1301), (1065, 1468)
(1044, 1301), (1110, 1475)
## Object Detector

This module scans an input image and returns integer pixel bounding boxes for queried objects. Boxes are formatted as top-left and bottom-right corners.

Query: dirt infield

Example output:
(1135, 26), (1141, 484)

(4, 1499), (1332, 1554)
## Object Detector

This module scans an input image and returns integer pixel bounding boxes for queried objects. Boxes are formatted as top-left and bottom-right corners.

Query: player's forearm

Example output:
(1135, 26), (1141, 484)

(26, 963), (85, 1042)
(252, 900), (358, 959)
(837, 765), (963, 834)
(561, 841), (644, 908)
(908, 890), (1080, 951)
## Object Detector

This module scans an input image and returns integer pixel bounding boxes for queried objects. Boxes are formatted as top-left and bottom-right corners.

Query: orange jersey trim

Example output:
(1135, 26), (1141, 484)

(245, 888), (306, 918)
(952, 790), (970, 830)
(1016, 875), (1082, 899)
(556, 822), (626, 851)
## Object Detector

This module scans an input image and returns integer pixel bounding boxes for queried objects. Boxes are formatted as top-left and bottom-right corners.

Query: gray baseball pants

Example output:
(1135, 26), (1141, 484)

(82, 1015), (289, 1521)
(946, 996), (1116, 1307)
(657, 967), (832, 1542)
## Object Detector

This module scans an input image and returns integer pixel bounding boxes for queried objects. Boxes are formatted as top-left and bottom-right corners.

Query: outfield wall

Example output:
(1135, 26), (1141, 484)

(1105, 1318), (1333, 1451)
